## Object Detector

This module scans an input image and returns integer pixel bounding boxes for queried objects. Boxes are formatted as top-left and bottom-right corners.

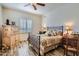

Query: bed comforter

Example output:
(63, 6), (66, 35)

(28, 34), (62, 55)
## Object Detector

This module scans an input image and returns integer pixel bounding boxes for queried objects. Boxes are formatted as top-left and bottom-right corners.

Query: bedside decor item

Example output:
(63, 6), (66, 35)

(65, 21), (73, 35)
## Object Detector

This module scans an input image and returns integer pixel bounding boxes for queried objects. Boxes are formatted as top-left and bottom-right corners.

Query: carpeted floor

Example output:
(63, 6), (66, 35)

(0, 41), (79, 56)
(0, 41), (65, 56)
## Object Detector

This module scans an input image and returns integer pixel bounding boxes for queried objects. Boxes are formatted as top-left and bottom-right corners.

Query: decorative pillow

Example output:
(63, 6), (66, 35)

(45, 31), (50, 35)
(57, 31), (62, 35)
(39, 31), (46, 34)
(45, 30), (52, 36)
(52, 31), (57, 36)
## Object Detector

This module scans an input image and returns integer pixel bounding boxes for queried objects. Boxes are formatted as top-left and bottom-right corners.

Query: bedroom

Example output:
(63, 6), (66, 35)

(0, 3), (79, 56)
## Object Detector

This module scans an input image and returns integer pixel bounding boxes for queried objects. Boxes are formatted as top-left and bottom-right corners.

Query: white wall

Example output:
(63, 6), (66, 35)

(0, 5), (3, 27)
(43, 4), (79, 32)
(2, 8), (42, 34)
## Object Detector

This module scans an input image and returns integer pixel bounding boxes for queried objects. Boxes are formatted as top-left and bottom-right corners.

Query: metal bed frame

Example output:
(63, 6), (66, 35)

(28, 25), (64, 56)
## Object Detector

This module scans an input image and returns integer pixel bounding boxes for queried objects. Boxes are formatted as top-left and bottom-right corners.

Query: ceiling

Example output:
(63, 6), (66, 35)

(1, 3), (66, 15)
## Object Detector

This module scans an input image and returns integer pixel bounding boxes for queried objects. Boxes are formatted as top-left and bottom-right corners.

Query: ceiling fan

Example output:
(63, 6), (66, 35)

(24, 3), (45, 10)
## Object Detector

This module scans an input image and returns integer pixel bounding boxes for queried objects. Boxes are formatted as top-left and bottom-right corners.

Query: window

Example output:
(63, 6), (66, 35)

(10, 17), (32, 33)
(19, 18), (32, 33)
(26, 20), (32, 32)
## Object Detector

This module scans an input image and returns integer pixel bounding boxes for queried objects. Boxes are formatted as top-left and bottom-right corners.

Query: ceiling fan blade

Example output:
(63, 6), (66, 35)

(24, 3), (31, 7)
(37, 3), (45, 6)
(32, 4), (37, 10)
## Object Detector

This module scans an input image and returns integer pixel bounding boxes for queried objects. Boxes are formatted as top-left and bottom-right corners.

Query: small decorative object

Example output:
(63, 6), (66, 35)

(11, 21), (15, 25)
(6, 19), (10, 25)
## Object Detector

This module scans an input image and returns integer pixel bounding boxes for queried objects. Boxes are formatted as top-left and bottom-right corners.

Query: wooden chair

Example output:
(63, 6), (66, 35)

(64, 37), (79, 56)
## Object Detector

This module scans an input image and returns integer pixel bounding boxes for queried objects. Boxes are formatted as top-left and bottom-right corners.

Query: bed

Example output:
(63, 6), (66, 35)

(28, 26), (64, 56)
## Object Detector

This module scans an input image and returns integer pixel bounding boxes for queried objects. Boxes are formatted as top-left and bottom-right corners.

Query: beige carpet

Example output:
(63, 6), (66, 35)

(0, 41), (64, 56)
(0, 41), (79, 56)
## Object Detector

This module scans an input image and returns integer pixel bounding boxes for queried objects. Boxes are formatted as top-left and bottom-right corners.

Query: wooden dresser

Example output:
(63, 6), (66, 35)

(2, 25), (19, 49)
